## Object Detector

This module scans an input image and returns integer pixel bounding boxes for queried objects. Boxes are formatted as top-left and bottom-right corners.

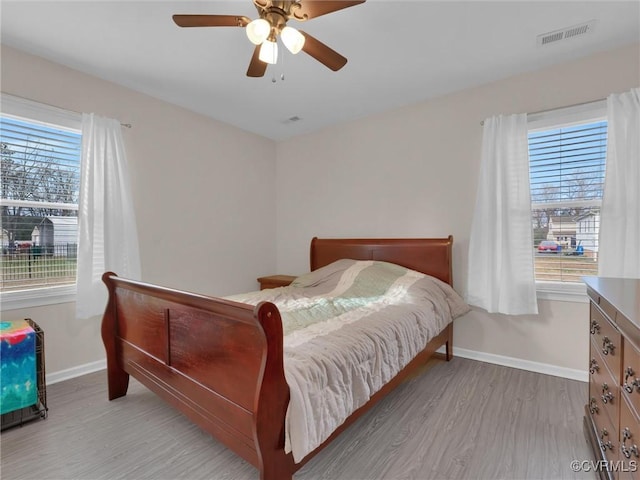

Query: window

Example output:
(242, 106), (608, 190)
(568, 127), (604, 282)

(1, 94), (82, 308)
(528, 101), (607, 299)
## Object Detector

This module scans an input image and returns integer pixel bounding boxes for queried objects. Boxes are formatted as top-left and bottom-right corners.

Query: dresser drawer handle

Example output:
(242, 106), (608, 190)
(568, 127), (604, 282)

(600, 427), (614, 451)
(590, 359), (600, 374)
(622, 428), (640, 459)
(601, 383), (614, 404)
(590, 320), (601, 335)
(602, 337), (615, 356)
(589, 397), (599, 414)
(624, 367), (636, 393)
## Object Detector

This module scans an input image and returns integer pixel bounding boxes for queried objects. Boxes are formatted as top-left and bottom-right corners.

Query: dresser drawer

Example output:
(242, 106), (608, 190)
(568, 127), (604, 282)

(593, 399), (620, 471)
(592, 303), (623, 384)
(620, 396), (640, 479)
(591, 342), (621, 429)
(623, 341), (640, 419)
(589, 288), (620, 326)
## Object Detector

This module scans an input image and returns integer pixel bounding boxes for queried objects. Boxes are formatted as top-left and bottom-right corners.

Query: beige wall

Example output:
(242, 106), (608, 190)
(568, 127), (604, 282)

(276, 43), (640, 373)
(1, 45), (278, 377)
(2, 42), (639, 379)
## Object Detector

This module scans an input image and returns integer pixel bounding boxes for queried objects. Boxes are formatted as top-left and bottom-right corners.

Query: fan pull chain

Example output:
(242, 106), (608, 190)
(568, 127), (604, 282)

(271, 41), (285, 83)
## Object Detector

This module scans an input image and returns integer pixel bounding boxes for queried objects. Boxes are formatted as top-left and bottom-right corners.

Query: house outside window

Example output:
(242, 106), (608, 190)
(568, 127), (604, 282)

(1, 94), (82, 309)
(528, 101), (607, 301)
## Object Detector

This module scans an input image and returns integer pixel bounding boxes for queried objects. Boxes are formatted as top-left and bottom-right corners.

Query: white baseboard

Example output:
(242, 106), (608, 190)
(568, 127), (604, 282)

(438, 346), (588, 383)
(46, 359), (106, 385)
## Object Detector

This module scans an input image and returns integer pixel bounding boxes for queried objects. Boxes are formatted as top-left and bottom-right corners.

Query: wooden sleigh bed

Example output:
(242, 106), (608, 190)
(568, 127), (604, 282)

(101, 236), (457, 480)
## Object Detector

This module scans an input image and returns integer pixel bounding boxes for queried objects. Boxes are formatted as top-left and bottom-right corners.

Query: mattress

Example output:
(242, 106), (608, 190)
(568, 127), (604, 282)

(227, 259), (470, 461)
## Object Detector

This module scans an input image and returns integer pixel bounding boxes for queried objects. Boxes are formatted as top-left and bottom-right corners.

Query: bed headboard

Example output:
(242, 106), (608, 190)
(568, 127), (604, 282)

(310, 236), (454, 286)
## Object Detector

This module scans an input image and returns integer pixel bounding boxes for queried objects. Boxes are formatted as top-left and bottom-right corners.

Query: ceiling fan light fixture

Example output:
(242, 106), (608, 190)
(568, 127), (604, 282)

(281, 26), (305, 54)
(172, 0), (367, 77)
(246, 18), (270, 45)
(259, 39), (278, 64)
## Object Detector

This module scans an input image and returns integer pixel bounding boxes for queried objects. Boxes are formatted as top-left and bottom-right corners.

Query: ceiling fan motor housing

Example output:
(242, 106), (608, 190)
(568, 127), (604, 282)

(255, 1), (309, 22)
(263, 11), (288, 39)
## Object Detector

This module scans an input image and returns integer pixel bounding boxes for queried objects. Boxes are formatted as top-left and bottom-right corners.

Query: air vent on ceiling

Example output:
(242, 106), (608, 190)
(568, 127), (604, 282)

(282, 116), (302, 125)
(537, 20), (596, 47)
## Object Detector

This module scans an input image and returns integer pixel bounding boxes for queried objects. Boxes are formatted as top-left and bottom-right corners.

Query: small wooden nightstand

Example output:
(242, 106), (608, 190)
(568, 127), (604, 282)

(257, 275), (296, 290)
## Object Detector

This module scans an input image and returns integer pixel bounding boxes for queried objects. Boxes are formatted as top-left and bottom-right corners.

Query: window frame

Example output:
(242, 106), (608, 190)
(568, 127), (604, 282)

(1, 94), (82, 310)
(527, 100), (607, 303)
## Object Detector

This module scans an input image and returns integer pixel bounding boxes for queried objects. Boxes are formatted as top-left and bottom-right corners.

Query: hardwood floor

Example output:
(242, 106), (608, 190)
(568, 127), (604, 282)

(1, 357), (595, 480)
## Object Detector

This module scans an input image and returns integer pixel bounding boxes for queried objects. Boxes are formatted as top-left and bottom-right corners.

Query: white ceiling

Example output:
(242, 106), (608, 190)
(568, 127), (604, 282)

(2, 1), (639, 140)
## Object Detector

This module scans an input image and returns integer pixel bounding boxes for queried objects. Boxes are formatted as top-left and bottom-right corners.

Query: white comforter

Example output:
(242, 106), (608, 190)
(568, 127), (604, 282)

(226, 259), (470, 462)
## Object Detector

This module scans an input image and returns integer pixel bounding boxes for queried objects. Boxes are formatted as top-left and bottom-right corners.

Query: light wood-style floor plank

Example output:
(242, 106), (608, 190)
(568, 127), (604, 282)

(1, 357), (595, 480)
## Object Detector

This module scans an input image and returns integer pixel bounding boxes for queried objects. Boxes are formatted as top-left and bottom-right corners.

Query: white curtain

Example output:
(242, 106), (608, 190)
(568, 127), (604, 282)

(76, 114), (141, 320)
(467, 114), (538, 315)
(598, 87), (640, 278)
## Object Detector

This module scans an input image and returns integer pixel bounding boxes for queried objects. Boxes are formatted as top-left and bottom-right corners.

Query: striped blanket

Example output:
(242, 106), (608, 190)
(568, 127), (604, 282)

(226, 259), (470, 462)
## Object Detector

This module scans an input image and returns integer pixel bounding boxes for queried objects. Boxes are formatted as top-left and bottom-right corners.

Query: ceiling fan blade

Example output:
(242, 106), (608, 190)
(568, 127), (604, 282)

(299, 31), (347, 71)
(172, 15), (250, 28)
(247, 45), (267, 77)
(292, 1), (365, 20)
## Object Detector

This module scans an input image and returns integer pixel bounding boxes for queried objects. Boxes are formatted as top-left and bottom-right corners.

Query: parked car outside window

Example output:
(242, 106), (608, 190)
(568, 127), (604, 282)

(538, 240), (561, 253)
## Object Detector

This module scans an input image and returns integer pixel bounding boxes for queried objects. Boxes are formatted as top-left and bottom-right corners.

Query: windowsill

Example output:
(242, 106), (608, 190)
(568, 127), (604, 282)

(1, 284), (77, 311)
(536, 281), (588, 303)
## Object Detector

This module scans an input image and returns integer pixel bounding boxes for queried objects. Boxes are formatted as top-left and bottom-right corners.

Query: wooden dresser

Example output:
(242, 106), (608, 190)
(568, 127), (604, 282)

(585, 277), (640, 479)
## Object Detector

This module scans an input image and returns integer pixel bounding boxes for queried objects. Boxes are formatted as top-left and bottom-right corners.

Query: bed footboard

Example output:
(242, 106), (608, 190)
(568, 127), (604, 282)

(101, 272), (294, 479)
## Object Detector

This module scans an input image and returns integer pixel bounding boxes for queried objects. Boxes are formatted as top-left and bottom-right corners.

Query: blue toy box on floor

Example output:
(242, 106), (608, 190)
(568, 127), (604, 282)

(0, 318), (48, 430)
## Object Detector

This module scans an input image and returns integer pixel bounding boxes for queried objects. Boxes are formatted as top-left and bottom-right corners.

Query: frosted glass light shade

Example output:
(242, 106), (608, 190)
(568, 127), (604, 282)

(246, 19), (270, 45)
(281, 26), (305, 54)
(259, 40), (278, 64)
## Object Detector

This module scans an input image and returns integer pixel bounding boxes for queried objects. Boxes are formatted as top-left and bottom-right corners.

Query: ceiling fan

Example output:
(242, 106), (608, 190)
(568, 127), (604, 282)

(173, 0), (365, 78)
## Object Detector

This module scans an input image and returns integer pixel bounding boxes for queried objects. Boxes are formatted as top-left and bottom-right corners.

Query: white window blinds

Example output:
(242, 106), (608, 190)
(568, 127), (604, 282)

(528, 119), (607, 283)
(1, 109), (81, 292)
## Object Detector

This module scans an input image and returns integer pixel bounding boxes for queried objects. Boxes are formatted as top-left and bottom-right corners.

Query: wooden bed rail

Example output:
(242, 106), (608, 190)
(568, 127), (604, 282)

(101, 272), (293, 478)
